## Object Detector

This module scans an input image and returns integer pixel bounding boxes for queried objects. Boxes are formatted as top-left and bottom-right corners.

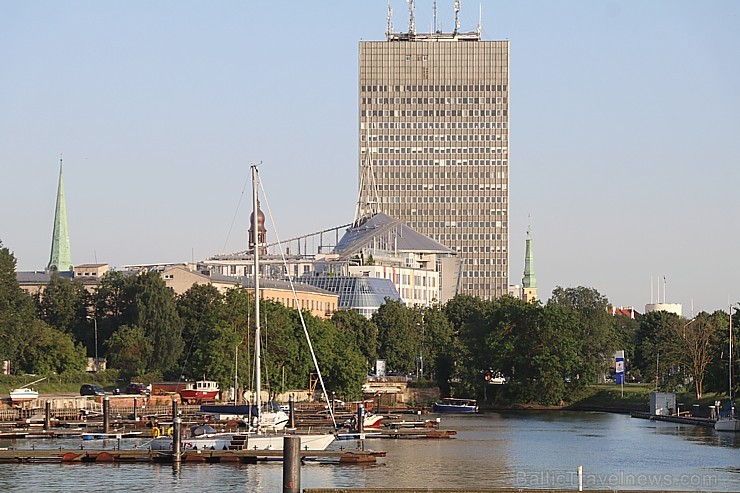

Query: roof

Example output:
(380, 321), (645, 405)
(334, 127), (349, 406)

(239, 276), (337, 297)
(299, 275), (401, 309)
(333, 212), (453, 258)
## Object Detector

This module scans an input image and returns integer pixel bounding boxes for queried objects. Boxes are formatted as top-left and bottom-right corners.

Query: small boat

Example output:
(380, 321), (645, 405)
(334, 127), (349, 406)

(179, 380), (220, 404)
(9, 377), (46, 404)
(433, 398), (478, 413)
(715, 307), (739, 432)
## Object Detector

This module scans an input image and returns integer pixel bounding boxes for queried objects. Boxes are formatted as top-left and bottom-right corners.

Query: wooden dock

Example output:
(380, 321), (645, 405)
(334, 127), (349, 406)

(630, 411), (716, 428)
(0, 448), (385, 464)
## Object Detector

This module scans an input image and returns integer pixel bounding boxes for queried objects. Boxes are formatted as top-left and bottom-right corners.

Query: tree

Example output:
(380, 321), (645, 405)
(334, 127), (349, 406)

(0, 241), (39, 369)
(332, 309), (378, 371)
(550, 286), (618, 383)
(373, 299), (419, 374)
(36, 271), (90, 345)
(667, 312), (720, 399)
(15, 319), (87, 374)
(105, 325), (153, 376)
(129, 271), (183, 373)
(177, 284), (226, 377)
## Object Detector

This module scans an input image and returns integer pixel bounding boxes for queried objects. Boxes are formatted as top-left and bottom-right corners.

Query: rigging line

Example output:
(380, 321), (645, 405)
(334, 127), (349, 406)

(256, 169), (338, 429)
(222, 172), (251, 253)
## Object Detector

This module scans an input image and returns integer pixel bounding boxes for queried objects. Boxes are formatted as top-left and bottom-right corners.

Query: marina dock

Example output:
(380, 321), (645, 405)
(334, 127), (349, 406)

(630, 411), (716, 428)
(0, 448), (385, 464)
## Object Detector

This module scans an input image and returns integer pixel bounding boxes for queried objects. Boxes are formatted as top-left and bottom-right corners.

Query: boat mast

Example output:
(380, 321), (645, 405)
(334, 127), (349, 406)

(252, 164), (262, 416)
(730, 305), (734, 411)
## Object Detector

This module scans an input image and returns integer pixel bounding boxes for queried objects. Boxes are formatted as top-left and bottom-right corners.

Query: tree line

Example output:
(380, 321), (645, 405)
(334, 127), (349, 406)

(1, 240), (737, 404)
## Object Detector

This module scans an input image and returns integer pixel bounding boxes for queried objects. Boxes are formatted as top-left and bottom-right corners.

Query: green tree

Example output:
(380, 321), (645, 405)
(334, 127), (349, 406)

(332, 309), (378, 371)
(15, 319), (87, 374)
(373, 299), (419, 374)
(177, 284), (226, 377)
(36, 271), (91, 345)
(105, 325), (153, 376)
(129, 271), (183, 373)
(550, 286), (618, 383)
(0, 241), (39, 369)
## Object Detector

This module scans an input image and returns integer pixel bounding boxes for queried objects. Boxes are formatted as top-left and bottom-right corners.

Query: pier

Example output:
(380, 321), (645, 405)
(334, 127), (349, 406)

(630, 411), (716, 428)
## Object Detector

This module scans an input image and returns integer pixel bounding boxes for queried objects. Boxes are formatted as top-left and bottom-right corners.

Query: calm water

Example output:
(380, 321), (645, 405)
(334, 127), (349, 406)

(1, 412), (739, 491)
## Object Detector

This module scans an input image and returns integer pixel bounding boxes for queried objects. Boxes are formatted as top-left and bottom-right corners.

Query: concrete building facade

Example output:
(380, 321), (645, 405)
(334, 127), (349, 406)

(358, 29), (510, 299)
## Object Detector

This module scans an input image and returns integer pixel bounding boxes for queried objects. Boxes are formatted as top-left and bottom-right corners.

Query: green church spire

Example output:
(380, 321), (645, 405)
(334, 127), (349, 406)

(522, 225), (536, 289)
(47, 158), (73, 272)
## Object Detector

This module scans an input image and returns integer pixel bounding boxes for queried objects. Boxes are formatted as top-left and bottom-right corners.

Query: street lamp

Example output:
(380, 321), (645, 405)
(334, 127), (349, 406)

(87, 314), (99, 372)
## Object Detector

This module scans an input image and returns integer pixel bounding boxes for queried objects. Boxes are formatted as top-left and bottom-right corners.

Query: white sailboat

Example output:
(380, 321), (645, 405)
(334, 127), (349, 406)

(9, 376), (46, 404)
(152, 164), (335, 452)
(715, 306), (739, 432)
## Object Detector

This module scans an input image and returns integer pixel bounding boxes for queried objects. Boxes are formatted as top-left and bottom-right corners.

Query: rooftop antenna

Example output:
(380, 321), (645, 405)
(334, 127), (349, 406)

(478, 2), (482, 36)
(386, 0), (393, 37)
(454, 0), (460, 34)
(433, 0), (437, 32)
(408, 0), (416, 36)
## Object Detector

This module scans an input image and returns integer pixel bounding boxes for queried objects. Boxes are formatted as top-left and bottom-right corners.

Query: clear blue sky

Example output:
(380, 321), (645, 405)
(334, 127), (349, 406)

(1, 1), (739, 314)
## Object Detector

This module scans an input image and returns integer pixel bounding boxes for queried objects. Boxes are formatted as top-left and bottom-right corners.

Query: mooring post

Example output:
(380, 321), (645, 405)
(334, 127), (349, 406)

(133, 397), (138, 421)
(358, 403), (365, 435)
(173, 416), (182, 462)
(44, 400), (51, 431)
(103, 396), (110, 434)
(172, 398), (178, 420)
(288, 393), (295, 429)
(282, 435), (301, 493)
(578, 465), (583, 491)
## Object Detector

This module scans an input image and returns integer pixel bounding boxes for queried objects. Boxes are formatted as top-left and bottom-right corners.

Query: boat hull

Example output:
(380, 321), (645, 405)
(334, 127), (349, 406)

(433, 402), (477, 413)
(9, 389), (38, 403)
(151, 432), (335, 452)
(714, 418), (740, 432)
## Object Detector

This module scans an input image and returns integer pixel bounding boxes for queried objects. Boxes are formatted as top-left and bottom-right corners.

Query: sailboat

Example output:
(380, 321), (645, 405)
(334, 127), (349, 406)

(715, 306), (739, 432)
(9, 376), (47, 404)
(152, 164), (335, 452)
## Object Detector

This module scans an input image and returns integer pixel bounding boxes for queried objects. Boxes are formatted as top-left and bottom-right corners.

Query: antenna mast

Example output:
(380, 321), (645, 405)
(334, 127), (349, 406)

(386, 0), (393, 37)
(408, 0), (415, 36)
(478, 2), (482, 36)
(433, 0), (437, 32)
(454, 0), (460, 34)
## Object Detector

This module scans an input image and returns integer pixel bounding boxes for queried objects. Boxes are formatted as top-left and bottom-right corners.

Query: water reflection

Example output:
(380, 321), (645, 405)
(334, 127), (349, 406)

(0, 412), (738, 491)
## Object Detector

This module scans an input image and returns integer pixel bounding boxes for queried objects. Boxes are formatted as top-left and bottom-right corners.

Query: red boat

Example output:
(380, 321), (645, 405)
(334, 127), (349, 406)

(179, 380), (220, 404)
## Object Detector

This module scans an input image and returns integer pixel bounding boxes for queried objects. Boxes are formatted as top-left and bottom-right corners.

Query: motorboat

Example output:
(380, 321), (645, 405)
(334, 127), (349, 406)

(433, 398), (478, 413)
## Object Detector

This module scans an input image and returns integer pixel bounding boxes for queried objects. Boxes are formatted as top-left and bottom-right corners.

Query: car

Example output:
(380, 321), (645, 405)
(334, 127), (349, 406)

(80, 384), (105, 396)
(125, 383), (151, 395)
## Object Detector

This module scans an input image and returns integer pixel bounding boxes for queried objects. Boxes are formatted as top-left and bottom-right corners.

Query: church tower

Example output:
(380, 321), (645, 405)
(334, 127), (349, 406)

(521, 225), (537, 303)
(47, 158), (73, 272)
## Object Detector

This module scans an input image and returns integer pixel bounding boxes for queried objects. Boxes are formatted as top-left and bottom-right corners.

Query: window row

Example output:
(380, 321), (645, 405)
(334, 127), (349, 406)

(361, 121), (508, 130)
(407, 221), (507, 229)
(378, 183), (506, 191)
(363, 133), (506, 142)
(371, 159), (508, 167)
(362, 109), (507, 118)
(461, 270), (507, 278)
(377, 171), (506, 179)
(369, 146), (507, 155)
(361, 84), (507, 93)
(361, 96), (507, 105)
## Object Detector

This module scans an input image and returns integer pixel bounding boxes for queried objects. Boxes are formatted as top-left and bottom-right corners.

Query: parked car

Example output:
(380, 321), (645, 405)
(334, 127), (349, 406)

(80, 384), (105, 396)
(125, 383), (150, 395)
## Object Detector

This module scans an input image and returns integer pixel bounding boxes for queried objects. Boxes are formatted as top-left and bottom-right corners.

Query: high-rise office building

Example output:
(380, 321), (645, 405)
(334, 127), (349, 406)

(357, 3), (510, 299)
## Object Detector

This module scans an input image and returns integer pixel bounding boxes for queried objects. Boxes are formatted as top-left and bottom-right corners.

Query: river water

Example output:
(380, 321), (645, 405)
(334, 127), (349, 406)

(1, 411), (739, 492)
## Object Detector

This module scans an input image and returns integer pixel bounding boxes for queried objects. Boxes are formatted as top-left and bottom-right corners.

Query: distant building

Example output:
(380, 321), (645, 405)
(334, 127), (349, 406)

(609, 306), (637, 319)
(359, 6), (510, 299)
(298, 275), (400, 319)
(644, 303), (682, 317)
(510, 226), (537, 302)
(74, 264), (109, 279)
(47, 158), (73, 273)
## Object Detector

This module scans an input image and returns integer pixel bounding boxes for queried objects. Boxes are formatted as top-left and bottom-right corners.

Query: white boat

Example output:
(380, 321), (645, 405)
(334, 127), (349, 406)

(715, 307), (739, 432)
(9, 377), (46, 404)
(152, 165), (335, 453)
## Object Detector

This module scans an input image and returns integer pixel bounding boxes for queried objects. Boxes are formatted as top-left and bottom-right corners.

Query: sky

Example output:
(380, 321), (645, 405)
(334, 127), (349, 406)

(1, 1), (739, 314)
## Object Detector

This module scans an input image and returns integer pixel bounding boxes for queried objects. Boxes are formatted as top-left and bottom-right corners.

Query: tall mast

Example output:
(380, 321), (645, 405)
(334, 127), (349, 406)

(730, 305), (734, 406)
(251, 164), (261, 413)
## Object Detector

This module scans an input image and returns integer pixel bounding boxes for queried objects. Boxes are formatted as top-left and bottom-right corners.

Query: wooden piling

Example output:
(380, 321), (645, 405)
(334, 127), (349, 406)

(103, 397), (110, 434)
(288, 394), (295, 429)
(44, 401), (51, 431)
(282, 436), (301, 493)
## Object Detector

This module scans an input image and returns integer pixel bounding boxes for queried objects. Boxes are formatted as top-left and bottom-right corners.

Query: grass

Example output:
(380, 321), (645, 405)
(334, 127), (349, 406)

(570, 383), (726, 411)
(0, 370), (124, 395)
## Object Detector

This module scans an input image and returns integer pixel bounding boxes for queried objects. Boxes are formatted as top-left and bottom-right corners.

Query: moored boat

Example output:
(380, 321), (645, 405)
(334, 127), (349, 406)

(433, 398), (478, 413)
(179, 380), (220, 404)
(9, 377), (46, 404)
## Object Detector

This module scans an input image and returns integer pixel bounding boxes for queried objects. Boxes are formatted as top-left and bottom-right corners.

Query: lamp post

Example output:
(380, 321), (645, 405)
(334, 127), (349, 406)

(93, 317), (98, 372)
